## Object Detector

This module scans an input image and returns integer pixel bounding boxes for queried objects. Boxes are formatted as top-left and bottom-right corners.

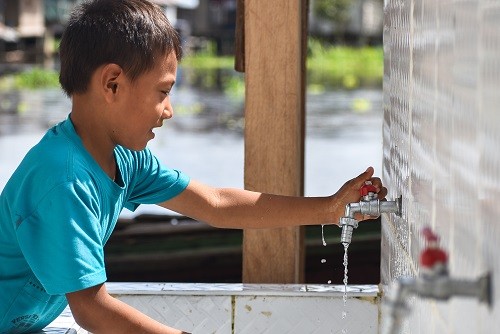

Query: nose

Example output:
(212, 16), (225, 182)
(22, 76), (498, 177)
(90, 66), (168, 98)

(162, 106), (173, 120)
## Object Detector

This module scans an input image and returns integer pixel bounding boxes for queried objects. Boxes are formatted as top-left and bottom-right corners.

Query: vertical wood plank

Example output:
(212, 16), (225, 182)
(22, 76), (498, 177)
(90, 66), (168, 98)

(234, 0), (245, 72)
(242, 0), (308, 283)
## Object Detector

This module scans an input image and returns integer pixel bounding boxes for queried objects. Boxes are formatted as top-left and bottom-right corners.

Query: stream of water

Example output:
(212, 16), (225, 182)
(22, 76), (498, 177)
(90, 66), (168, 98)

(342, 243), (350, 333)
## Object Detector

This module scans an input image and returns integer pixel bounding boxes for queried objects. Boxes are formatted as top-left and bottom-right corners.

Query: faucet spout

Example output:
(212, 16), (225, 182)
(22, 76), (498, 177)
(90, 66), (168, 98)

(339, 216), (358, 246)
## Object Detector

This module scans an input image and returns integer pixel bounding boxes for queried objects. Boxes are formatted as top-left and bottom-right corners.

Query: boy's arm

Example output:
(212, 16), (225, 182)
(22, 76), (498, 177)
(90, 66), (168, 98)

(160, 167), (387, 229)
(66, 284), (190, 334)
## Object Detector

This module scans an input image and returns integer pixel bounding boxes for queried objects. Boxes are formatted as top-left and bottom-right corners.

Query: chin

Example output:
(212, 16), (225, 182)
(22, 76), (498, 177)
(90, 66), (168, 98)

(136, 144), (149, 151)
(123, 142), (148, 152)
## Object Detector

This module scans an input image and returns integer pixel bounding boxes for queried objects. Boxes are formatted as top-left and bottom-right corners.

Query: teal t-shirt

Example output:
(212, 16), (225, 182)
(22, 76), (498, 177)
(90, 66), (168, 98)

(0, 116), (190, 333)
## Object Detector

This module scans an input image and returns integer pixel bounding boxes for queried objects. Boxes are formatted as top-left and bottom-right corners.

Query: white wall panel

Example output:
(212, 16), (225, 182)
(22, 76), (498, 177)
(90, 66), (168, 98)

(382, 0), (500, 332)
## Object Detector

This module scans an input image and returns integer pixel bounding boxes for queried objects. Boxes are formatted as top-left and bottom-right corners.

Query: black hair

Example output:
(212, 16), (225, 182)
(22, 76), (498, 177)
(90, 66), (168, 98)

(59, 0), (182, 96)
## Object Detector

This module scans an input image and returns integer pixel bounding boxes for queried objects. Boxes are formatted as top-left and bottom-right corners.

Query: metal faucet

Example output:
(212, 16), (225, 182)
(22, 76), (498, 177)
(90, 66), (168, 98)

(339, 182), (402, 246)
(382, 227), (493, 334)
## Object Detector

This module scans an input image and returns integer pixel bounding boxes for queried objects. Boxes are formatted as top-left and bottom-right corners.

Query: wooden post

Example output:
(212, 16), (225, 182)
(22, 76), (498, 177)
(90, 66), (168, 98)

(234, 0), (245, 73)
(242, 0), (308, 283)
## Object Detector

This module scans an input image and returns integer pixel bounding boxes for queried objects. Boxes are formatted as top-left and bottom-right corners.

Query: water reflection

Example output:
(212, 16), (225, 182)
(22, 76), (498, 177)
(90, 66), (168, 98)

(0, 80), (382, 216)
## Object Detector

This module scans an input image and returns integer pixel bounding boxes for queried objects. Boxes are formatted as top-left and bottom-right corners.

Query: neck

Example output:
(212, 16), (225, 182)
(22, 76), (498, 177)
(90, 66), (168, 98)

(70, 98), (117, 180)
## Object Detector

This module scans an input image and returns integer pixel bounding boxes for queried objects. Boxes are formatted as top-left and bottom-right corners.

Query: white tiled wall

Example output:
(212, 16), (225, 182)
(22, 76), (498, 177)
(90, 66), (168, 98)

(382, 0), (500, 333)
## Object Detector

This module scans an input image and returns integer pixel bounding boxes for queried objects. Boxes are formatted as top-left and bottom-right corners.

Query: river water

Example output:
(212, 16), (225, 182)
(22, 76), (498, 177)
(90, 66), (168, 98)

(0, 83), (383, 218)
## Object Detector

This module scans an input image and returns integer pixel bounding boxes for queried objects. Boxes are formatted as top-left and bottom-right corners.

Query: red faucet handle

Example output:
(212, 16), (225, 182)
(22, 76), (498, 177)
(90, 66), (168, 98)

(422, 226), (439, 242)
(420, 247), (448, 268)
(360, 184), (378, 197)
(420, 226), (448, 269)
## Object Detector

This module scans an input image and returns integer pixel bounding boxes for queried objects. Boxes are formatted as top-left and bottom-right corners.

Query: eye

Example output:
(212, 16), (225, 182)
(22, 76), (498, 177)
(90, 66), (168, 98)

(161, 90), (170, 97)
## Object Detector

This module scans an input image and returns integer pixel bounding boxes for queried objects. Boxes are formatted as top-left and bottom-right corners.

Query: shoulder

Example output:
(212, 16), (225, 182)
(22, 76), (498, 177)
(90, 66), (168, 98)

(11, 131), (70, 182)
(4, 127), (97, 208)
(23, 131), (78, 183)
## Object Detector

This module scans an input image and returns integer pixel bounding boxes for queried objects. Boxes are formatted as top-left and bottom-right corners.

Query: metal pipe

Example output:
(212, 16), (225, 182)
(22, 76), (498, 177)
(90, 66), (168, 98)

(383, 227), (492, 334)
(383, 272), (492, 334)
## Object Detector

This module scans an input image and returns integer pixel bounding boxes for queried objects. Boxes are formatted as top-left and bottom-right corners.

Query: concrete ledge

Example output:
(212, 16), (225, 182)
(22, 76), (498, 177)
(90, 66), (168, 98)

(46, 283), (380, 334)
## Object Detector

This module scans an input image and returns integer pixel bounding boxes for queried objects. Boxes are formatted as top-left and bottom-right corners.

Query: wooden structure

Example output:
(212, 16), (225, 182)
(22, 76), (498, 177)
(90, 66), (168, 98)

(1, 0), (45, 38)
(236, 0), (309, 283)
(0, 0), (46, 63)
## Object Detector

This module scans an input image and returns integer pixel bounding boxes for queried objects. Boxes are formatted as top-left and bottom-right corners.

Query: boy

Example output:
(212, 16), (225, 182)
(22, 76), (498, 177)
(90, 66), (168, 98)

(0, 0), (387, 333)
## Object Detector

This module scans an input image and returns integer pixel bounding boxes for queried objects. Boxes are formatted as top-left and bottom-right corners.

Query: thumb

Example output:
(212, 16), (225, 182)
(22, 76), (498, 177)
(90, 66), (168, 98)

(358, 166), (374, 181)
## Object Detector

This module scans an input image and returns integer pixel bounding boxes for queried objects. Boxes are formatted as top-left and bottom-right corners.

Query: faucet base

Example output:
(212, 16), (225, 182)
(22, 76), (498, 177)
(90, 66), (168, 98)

(481, 271), (493, 308)
(395, 195), (402, 217)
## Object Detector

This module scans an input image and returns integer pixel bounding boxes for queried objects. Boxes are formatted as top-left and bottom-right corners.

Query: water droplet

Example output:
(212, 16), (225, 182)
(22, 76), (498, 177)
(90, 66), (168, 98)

(327, 280), (331, 284)
(321, 224), (327, 246)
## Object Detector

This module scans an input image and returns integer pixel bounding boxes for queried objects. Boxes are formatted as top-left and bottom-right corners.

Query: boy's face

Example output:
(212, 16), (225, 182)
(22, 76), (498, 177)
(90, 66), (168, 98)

(110, 51), (178, 151)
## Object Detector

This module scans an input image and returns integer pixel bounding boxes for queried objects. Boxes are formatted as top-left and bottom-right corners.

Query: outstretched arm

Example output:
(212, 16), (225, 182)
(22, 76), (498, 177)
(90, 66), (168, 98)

(159, 167), (387, 229)
(66, 284), (190, 334)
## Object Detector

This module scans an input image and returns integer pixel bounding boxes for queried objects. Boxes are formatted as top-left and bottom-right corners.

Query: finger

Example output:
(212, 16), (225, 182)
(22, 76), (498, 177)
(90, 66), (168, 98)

(354, 212), (380, 221)
(368, 177), (387, 198)
(377, 186), (388, 199)
(370, 177), (382, 187)
(357, 166), (374, 183)
(369, 177), (383, 192)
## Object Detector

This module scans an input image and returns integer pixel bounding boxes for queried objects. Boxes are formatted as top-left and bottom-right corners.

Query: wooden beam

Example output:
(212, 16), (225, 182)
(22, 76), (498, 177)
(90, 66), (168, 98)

(234, 0), (245, 73)
(242, 0), (308, 283)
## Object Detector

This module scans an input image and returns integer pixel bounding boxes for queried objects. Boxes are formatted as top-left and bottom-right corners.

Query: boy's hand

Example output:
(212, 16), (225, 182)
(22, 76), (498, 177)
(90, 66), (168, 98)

(331, 167), (388, 224)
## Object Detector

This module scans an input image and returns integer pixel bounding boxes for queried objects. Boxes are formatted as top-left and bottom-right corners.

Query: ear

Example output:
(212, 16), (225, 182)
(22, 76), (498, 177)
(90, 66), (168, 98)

(100, 63), (123, 102)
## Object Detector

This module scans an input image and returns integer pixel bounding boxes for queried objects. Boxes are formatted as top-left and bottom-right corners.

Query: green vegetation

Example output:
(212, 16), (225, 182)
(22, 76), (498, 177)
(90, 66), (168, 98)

(181, 41), (235, 70)
(0, 67), (60, 90)
(314, 0), (351, 30)
(0, 40), (382, 91)
(181, 39), (383, 92)
(306, 39), (383, 90)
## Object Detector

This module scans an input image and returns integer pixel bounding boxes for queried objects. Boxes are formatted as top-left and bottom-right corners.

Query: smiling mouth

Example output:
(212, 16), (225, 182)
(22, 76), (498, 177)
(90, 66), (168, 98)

(153, 123), (163, 132)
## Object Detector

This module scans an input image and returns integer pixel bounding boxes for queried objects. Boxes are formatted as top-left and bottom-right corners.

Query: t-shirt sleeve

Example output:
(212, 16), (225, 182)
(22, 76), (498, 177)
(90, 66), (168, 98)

(124, 148), (190, 211)
(16, 181), (106, 295)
